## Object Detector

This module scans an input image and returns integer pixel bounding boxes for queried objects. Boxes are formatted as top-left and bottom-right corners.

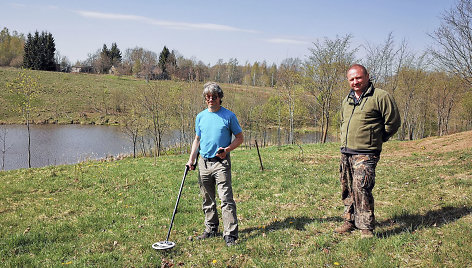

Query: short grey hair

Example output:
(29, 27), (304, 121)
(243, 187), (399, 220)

(203, 82), (224, 100)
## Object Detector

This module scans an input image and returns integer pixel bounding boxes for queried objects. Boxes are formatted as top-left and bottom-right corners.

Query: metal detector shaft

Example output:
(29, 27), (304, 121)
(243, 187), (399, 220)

(164, 165), (189, 241)
(164, 153), (199, 242)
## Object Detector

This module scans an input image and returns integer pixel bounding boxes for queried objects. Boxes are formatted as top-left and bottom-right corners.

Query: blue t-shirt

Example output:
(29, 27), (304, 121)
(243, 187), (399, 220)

(195, 106), (242, 158)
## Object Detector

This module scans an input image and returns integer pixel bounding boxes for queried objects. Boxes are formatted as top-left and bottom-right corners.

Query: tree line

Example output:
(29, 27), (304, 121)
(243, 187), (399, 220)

(2, 0), (472, 158)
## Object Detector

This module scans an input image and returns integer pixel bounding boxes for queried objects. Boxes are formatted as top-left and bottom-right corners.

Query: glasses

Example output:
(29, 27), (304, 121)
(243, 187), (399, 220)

(205, 94), (219, 100)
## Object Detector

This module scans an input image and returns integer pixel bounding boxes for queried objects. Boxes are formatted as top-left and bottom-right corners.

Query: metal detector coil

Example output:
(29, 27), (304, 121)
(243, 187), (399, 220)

(152, 241), (175, 250)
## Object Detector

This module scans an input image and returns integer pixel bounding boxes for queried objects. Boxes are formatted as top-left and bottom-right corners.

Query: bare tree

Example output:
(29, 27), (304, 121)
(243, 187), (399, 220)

(363, 32), (408, 94)
(123, 47), (158, 80)
(7, 70), (41, 168)
(430, 0), (472, 87)
(136, 83), (171, 162)
(433, 73), (463, 136)
(395, 58), (428, 140)
(121, 106), (144, 158)
(0, 126), (8, 170)
(277, 58), (302, 145)
(304, 35), (356, 143)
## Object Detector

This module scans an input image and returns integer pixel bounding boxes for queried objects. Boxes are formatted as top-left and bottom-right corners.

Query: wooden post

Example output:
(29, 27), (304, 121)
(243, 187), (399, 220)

(255, 139), (264, 171)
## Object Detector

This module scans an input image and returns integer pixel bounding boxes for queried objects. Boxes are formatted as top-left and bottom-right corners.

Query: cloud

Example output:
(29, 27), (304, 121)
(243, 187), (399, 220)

(265, 38), (310, 45)
(76, 10), (258, 33)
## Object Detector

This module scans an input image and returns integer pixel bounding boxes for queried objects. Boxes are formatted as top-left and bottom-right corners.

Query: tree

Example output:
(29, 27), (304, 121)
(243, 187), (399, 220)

(304, 35), (356, 143)
(226, 58), (242, 84)
(87, 43), (122, 74)
(23, 31), (56, 71)
(277, 58), (302, 145)
(0, 27), (25, 67)
(158, 46), (170, 79)
(8, 70), (42, 168)
(362, 32), (408, 94)
(431, 72), (462, 136)
(122, 105), (144, 158)
(165, 50), (178, 79)
(123, 47), (158, 80)
(395, 60), (428, 140)
(136, 83), (172, 162)
(430, 0), (472, 87)
(461, 91), (472, 129)
(109, 42), (122, 66)
(0, 126), (8, 170)
(98, 44), (111, 73)
(210, 59), (226, 83)
(55, 50), (71, 72)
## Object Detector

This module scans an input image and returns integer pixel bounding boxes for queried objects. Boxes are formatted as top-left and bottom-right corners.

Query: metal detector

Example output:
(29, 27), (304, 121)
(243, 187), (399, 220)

(152, 153), (199, 250)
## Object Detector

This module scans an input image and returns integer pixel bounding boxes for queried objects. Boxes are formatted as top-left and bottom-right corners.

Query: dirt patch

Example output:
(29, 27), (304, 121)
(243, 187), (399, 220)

(384, 130), (472, 157)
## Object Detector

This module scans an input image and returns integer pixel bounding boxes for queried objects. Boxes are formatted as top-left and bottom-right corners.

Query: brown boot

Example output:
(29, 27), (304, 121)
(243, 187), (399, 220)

(334, 221), (355, 234)
(360, 229), (374, 238)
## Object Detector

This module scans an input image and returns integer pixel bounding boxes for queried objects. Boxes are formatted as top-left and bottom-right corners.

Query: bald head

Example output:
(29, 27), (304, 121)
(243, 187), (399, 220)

(348, 64), (368, 76)
(347, 64), (370, 94)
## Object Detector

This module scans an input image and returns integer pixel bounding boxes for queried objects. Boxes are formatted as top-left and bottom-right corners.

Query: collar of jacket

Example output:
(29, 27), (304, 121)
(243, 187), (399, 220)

(347, 82), (375, 105)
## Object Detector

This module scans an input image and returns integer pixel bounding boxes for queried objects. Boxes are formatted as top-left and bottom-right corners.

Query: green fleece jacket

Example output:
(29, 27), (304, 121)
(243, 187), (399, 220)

(340, 83), (401, 154)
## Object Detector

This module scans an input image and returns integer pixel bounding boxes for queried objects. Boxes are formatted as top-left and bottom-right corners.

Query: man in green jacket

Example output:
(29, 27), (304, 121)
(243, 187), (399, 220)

(335, 64), (401, 238)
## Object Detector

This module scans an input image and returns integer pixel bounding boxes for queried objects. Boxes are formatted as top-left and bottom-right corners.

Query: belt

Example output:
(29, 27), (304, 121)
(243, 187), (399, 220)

(202, 156), (221, 162)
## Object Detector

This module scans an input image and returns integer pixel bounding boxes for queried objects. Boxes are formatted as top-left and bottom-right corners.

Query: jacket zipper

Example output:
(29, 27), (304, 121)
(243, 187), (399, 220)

(345, 100), (357, 148)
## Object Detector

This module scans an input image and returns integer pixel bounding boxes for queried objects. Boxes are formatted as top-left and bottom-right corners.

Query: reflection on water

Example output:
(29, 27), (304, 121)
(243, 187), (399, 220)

(0, 124), (333, 171)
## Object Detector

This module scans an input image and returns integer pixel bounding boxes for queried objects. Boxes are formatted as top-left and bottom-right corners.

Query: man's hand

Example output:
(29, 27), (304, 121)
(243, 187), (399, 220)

(186, 160), (196, 170)
(216, 147), (227, 159)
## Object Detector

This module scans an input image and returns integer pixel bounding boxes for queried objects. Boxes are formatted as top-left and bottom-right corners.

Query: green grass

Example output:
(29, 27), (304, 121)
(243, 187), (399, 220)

(0, 137), (471, 267)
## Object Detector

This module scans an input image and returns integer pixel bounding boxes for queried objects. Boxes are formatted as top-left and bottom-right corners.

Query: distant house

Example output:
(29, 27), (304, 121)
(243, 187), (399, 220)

(109, 65), (117, 75)
(71, 65), (93, 73)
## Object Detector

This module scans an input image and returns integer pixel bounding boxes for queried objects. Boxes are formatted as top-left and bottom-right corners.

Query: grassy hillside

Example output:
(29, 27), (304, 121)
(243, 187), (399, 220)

(0, 67), (275, 126)
(0, 67), (136, 124)
(1, 131), (471, 267)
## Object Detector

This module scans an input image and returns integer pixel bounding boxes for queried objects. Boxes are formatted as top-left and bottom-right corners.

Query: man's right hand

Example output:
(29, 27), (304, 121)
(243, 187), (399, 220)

(186, 160), (196, 170)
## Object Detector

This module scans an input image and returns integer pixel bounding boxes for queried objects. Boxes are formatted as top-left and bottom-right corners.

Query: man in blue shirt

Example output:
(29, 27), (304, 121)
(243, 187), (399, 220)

(186, 82), (244, 247)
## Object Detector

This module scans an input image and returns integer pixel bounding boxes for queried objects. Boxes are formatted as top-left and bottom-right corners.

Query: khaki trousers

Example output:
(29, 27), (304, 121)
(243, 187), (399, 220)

(198, 155), (238, 238)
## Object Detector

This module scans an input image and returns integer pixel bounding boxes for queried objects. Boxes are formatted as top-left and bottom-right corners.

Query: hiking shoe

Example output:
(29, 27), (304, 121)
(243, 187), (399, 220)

(334, 221), (356, 234)
(224, 235), (237, 247)
(360, 229), (374, 238)
(196, 230), (217, 240)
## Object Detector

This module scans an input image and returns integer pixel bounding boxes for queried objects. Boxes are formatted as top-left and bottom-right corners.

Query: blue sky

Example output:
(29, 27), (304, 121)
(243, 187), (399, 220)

(0, 0), (457, 65)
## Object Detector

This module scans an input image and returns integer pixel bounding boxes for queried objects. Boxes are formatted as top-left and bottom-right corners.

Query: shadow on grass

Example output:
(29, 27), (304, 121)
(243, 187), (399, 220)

(240, 216), (343, 239)
(376, 205), (472, 238)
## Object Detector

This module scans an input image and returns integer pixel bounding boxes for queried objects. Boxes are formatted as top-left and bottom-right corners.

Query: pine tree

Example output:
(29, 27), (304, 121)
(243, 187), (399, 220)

(99, 44), (110, 73)
(23, 31), (56, 71)
(158, 46), (170, 79)
(44, 32), (56, 71)
(109, 42), (122, 66)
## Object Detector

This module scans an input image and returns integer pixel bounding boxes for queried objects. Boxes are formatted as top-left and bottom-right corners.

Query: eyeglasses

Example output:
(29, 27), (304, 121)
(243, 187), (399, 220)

(205, 94), (219, 100)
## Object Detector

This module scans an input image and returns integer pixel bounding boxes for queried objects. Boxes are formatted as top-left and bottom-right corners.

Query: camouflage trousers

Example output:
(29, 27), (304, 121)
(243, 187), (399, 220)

(340, 154), (380, 230)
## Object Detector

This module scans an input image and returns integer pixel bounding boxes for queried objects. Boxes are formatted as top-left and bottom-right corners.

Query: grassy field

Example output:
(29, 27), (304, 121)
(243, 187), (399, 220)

(1, 131), (471, 267)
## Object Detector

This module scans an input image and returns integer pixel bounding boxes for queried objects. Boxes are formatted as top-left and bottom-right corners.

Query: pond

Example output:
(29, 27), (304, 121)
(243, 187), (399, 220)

(0, 124), (333, 171)
(0, 124), (140, 171)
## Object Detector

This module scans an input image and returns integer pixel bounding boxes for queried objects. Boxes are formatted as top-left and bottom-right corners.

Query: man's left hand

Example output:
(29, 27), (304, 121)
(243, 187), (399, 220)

(216, 147), (227, 159)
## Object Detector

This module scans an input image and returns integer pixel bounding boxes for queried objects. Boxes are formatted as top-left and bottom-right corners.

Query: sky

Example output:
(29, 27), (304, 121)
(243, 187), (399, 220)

(0, 0), (457, 66)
